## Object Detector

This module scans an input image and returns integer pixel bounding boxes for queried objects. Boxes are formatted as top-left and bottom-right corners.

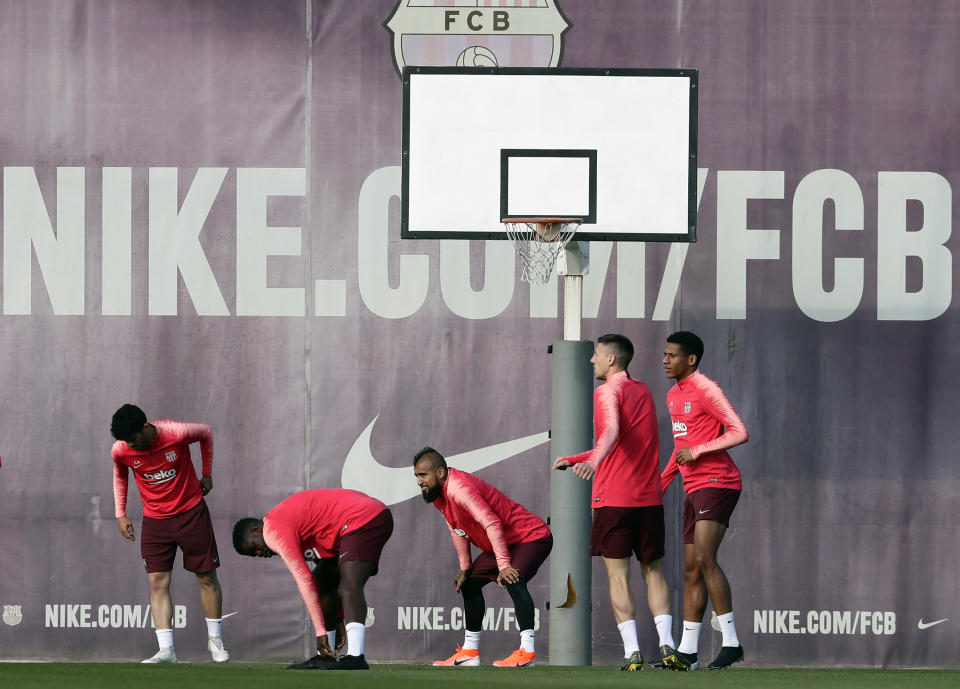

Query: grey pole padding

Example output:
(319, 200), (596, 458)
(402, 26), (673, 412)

(548, 339), (595, 666)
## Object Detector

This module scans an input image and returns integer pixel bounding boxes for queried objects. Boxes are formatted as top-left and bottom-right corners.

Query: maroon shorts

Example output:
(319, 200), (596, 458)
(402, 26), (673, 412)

(682, 488), (741, 544)
(141, 499), (220, 574)
(470, 535), (553, 582)
(337, 508), (393, 575)
(590, 505), (665, 563)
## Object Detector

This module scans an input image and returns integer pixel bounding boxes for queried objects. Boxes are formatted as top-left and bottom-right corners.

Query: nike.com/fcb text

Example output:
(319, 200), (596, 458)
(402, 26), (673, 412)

(45, 604), (187, 629)
(754, 609), (895, 635)
(397, 606), (541, 631)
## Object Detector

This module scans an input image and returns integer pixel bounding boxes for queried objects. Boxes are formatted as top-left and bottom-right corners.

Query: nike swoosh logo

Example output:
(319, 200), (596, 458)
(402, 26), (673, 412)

(221, 612), (239, 620)
(454, 657), (474, 665)
(341, 416), (549, 506)
(699, 509), (711, 514)
(917, 618), (948, 629)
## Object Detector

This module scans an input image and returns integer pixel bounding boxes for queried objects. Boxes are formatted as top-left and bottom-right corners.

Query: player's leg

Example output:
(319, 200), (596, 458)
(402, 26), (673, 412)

(492, 535), (551, 668)
(641, 558), (679, 667)
(690, 488), (744, 670)
(434, 550), (494, 666)
(334, 508), (393, 670)
(631, 504), (676, 667)
(590, 508), (643, 669)
(140, 514), (178, 663)
(671, 497), (703, 670)
(179, 500), (228, 662)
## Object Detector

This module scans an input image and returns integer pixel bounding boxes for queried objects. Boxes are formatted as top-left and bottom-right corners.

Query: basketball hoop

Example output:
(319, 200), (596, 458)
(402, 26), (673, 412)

(502, 217), (582, 284)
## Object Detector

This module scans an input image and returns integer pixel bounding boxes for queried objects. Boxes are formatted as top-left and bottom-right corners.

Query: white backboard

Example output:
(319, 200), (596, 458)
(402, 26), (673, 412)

(401, 67), (698, 242)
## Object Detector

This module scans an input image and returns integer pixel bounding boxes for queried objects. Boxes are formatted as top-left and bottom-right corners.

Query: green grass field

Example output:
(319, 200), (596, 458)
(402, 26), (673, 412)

(2, 663), (958, 689)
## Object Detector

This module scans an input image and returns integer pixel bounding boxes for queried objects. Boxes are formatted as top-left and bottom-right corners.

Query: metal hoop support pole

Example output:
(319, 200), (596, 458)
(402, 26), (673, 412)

(548, 240), (593, 666)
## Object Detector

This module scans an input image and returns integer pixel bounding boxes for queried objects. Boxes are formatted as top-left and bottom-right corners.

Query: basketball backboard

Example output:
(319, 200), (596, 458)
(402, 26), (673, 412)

(401, 67), (698, 242)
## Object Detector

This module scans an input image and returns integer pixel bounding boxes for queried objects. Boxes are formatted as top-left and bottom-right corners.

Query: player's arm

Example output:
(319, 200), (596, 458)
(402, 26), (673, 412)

(264, 524), (330, 642)
(454, 486), (513, 578)
(447, 522), (474, 574)
(689, 381), (749, 459)
(112, 452), (135, 541)
(178, 421), (215, 494)
(553, 386), (619, 480)
(660, 450), (681, 495)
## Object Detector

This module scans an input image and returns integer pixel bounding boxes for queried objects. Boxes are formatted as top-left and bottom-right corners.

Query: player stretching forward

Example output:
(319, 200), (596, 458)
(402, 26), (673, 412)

(661, 331), (748, 670)
(233, 489), (393, 670)
(414, 448), (552, 668)
(110, 404), (229, 663)
(554, 333), (677, 671)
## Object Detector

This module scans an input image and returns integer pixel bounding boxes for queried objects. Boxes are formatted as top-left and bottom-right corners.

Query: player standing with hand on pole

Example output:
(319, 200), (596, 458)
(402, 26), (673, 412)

(661, 331), (748, 670)
(414, 447), (552, 668)
(553, 334), (678, 671)
(110, 404), (229, 664)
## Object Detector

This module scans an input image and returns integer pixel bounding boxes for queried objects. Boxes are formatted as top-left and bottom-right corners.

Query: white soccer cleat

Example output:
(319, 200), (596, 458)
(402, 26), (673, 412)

(141, 647), (177, 664)
(208, 637), (230, 663)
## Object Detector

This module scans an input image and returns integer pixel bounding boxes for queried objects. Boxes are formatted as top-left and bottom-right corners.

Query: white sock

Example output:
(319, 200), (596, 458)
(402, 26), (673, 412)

(205, 617), (222, 639)
(717, 612), (740, 647)
(617, 620), (640, 656)
(345, 621), (365, 656)
(520, 629), (535, 653)
(463, 629), (481, 651)
(156, 628), (174, 650)
(654, 614), (675, 648)
(677, 621), (701, 654)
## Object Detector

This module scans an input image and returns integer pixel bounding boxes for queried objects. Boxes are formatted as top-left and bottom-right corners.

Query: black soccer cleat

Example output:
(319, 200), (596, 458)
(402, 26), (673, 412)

(619, 650), (643, 671)
(665, 650), (699, 671)
(287, 653), (340, 670)
(335, 653), (370, 670)
(708, 645), (744, 670)
(659, 644), (680, 667)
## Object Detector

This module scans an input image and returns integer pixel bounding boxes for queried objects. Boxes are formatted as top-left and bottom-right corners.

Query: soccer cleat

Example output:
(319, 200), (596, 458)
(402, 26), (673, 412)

(335, 653), (370, 670)
(287, 653), (339, 670)
(492, 648), (536, 667)
(432, 645), (480, 667)
(207, 637), (230, 663)
(708, 645), (744, 670)
(666, 650), (699, 671)
(619, 650), (644, 671)
(659, 644), (680, 669)
(141, 647), (177, 664)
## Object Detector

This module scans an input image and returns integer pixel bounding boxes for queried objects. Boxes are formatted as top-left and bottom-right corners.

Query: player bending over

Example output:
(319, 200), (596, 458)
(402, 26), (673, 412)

(415, 447), (552, 668)
(233, 489), (393, 670)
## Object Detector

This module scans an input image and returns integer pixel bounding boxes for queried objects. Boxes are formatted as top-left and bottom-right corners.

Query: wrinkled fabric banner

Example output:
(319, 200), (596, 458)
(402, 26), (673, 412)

(0, 0), (957, 668)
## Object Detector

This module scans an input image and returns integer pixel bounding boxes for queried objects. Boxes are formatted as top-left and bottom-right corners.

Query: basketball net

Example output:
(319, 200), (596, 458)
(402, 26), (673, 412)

(503, 218), (582, 284)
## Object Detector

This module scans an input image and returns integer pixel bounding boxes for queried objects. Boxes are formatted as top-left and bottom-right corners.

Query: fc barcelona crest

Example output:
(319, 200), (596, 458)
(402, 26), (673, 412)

(3, 604), (23, 626)
(384, 0), (571, 77)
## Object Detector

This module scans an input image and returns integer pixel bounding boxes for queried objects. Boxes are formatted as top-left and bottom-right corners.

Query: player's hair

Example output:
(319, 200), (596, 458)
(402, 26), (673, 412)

(667, 331), (704, 368)
(413, 446), (447, 469)
(110, 404), (147, 441)
(232, 518), (260, 554)
(596, 333), (634, 369)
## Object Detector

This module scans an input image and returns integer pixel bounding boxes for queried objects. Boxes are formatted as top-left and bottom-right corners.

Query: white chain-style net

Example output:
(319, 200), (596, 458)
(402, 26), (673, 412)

(504, 221), (581, 284)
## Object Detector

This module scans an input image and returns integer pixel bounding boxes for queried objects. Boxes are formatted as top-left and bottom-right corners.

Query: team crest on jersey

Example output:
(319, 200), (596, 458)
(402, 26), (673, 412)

(684, 401), (692, 414)
(383, 0), (571, 77)
(3, 604), (23, 626)
(165, 451), (177, 463)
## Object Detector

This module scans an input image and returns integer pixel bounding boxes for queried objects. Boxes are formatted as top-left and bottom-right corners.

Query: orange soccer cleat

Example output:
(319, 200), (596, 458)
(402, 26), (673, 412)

(432, 645), (480, 667)
(492, 648), (536, 667)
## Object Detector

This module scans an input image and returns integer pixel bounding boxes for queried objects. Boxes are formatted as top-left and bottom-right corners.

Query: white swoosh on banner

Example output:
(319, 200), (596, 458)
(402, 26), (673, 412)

(341, 416), (549, 506)
(917, 617), (948, 630)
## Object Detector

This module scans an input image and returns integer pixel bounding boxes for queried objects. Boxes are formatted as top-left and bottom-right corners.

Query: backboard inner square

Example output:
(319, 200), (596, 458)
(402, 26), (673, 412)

(506, 156), (591, 218)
